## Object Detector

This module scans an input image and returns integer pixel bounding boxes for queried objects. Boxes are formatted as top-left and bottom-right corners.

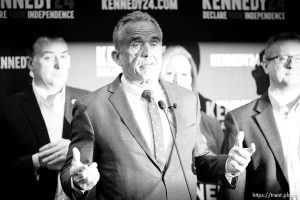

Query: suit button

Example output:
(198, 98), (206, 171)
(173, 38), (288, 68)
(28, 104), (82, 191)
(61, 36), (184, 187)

(164, 176), (167, 183)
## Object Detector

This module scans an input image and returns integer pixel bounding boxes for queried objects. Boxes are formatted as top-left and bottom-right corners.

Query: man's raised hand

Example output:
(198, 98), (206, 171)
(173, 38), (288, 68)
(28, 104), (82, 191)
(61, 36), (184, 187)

(226, 131), (256, 174)
(70, 147), (100, 191)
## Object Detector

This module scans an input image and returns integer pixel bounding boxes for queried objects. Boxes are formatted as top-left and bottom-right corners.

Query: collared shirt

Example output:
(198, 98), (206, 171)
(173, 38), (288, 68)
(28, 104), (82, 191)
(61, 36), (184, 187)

(32, 81), (65, 143)
(32, 81), (67, 200)
(269, 89), (300, 198)
(70, 76), (174, 197)
(122, 76), (236, 186)
(121, 75), (172, 154)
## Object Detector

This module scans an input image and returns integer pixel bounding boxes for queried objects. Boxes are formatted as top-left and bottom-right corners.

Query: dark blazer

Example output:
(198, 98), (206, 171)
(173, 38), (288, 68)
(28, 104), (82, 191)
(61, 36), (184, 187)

(198, 112), (224, 200)
(200, 112), (224, 154)
(0, 85), (89, 200)
(220, 92), (289, 200)
(61, 74), (229, 200)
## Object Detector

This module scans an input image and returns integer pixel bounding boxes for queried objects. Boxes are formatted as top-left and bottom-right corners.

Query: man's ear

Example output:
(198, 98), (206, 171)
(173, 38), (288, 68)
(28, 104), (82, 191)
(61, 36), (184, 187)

(26, 57), (35, 78)
(26, 56), (34, 71)
(111, 50), (122, 66)
(261, 58), (269, 74)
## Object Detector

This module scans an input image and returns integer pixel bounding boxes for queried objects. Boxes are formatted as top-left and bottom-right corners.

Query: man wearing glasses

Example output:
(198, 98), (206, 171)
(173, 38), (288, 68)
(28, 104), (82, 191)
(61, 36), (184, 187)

(220, 32), (300, 200)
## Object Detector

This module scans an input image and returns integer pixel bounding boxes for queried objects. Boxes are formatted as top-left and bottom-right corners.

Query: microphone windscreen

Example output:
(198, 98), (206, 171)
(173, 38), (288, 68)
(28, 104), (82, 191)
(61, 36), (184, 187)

(158, 100), (166, 110)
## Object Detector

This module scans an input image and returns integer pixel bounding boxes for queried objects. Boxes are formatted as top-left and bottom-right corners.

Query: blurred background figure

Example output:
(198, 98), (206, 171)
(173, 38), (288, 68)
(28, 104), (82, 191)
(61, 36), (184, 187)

(0, 35), (89, 200)
(251, 49), (270, 96)
(160, 45), (224, 200)
(161, 45), (224, 154)
(217, 49), (270, 200)
(161, 45), (228, 127)
(220, 31), (300, 200)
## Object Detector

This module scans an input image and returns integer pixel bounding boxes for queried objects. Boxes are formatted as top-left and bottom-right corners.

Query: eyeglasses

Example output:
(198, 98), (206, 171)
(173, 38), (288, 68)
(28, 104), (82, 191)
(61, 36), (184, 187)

(265, 55), (300, 64)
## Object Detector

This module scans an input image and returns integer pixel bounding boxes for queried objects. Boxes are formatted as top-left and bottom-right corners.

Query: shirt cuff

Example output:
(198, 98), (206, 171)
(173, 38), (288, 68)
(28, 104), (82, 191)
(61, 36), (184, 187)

(32, 153), (41, 181)
(32, 153), (40, 170)
(71, 177), (86, 197)
(225, 158), (240, 185)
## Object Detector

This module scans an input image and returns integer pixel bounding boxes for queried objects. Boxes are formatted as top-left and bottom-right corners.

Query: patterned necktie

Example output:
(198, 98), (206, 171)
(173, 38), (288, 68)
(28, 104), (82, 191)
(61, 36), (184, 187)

(142, 90), (166, 169)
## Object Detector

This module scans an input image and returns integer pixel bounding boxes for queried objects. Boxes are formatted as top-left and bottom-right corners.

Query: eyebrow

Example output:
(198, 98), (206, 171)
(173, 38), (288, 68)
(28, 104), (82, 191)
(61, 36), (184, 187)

(130, 36), (161, 43)
(40, 50), (69, 55)
(151, 36), (161, 42)
(130, 37), (142, 43)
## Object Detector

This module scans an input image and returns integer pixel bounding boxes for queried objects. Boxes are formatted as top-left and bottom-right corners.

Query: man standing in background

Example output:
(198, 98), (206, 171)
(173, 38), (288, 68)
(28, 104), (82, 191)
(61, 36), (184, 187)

(221, 32), (300, 200)
(0, 36), (89, 200)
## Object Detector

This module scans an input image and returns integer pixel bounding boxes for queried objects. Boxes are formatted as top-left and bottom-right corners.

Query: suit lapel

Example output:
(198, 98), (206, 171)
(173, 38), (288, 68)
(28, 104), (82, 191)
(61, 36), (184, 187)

(108, 76), (156, 163)
(64, 87), (72, 123)
(157, 80), (180, 168)
(160, 80), (178, 131)
(62, 87), (73, 139)
(20, 87), (50, 146)
(254, 93), (289, 181)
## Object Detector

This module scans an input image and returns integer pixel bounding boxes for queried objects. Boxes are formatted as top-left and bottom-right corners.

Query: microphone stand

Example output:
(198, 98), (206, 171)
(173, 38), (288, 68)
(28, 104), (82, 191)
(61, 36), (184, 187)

(158, 101), (192, 200)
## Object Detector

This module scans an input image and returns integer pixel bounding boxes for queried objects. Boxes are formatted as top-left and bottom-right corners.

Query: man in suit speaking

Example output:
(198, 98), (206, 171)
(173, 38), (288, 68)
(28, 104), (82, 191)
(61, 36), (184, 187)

(60, 11), (255, 200)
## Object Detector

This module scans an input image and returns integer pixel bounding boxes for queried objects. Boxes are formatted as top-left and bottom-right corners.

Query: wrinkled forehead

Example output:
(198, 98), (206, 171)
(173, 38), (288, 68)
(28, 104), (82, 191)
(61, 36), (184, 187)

(119, 21), (162, 44)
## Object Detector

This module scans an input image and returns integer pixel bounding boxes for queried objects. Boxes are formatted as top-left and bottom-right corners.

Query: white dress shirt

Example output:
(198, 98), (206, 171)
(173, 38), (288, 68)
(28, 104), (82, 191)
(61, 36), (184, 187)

(121, 76), (172, 154)
(32, 81), (65, 143)
(122, 76), (236, 186)
(32, 81), (68, 200)
(269, 90), (300, 198)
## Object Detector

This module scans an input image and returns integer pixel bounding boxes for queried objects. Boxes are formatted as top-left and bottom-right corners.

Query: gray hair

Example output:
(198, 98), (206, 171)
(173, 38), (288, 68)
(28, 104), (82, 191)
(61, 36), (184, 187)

(112, 11), (163, 51)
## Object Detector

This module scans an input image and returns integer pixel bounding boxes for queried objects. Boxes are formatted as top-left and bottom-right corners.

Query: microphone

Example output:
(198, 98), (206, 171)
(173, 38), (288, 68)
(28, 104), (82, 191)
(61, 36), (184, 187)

(158, 100), (192, 200)
(158, 102), (177, 110)
(158, 101), (166, 109)
(168, 103), (177, 110)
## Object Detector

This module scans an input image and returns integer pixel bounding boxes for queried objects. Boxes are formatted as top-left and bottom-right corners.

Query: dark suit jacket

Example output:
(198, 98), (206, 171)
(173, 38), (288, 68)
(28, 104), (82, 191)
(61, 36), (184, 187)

(220, 92), (289, 200)
(200, 112), (224, 154)
(198, 112), (224, 200)
(0, 85), (89, 200)
(61, 74), (229, 200)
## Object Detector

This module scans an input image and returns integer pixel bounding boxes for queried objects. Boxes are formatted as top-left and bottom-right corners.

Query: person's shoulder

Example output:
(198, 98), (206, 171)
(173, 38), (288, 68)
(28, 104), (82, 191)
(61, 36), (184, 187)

(81, 80), (116, 105)
(230, 98), (260, 116)
(66, 86), (90, 96)
(0, 89), (30, 109)
(87, 75), (122, 96)
(201, 111), (219, 124)
(0, 88), (30, 103)
(161, 80), (195, 96)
